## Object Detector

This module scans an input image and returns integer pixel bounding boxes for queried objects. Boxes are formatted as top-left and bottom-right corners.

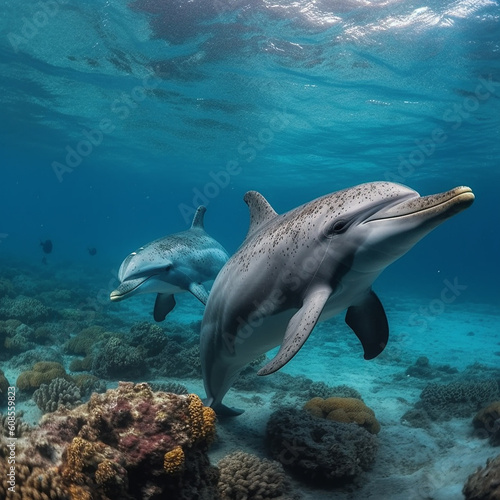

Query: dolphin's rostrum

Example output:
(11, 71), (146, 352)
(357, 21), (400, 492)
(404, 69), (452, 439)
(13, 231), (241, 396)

(110, 206), (229, 321)
(200, 182), (474, 415)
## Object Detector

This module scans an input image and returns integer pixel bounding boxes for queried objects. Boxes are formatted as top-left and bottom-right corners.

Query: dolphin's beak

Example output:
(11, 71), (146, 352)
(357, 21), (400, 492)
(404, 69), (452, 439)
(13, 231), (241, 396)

(365, 186), (474, 222)
(110, 276), (150, 302)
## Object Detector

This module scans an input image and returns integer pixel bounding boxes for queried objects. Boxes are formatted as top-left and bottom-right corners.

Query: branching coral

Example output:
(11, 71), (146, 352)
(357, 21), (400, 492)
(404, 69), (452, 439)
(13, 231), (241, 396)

(304, 397), (381, 434)
(218, 451), (292, 500)
(33, 377), (82, 413)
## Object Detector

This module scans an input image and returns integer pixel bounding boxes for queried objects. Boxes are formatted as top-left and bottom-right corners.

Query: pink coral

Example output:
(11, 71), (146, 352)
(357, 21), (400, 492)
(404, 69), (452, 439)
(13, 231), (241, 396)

(2, 382), (220, 499)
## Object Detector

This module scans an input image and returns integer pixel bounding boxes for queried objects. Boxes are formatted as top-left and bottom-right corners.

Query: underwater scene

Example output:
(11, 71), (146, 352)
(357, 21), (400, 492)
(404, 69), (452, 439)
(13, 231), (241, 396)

(1, 0), (500, 499)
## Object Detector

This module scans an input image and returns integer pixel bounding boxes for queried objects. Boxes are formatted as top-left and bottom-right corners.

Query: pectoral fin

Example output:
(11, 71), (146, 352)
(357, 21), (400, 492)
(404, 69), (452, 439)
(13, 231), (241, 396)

(345, 289), (388, 360)
(153, 293), (176, 322)
(258, 287), (332, 376)
(189, 282), (209, 304)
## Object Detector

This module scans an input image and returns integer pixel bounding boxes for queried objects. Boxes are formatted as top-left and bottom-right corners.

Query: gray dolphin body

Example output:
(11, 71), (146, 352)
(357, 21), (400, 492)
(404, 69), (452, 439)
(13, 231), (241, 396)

(200, 182), (474, 415)
(110, 207), (229, 321)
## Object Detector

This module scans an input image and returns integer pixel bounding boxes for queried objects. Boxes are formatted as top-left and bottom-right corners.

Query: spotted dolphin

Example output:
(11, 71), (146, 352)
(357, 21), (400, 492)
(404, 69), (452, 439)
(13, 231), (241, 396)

(200, 182), (474, 415)
(110, 206), (229, 321)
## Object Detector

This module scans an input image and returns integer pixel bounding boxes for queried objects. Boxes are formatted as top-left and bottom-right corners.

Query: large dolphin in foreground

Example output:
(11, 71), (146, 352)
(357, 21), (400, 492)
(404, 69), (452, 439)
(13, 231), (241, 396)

(110, 206), (229, 322)
(200, 182), (475, 415)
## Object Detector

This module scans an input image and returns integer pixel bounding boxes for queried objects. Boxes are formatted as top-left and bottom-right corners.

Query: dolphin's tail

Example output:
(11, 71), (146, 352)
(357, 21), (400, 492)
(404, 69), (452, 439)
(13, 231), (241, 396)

(203, 397), (244, 417)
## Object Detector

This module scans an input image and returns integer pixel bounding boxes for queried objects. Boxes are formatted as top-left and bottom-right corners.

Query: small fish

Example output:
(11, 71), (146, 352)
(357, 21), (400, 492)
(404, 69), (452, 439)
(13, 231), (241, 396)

(40, 239), (52, 254)
(88, 247), (97, 256)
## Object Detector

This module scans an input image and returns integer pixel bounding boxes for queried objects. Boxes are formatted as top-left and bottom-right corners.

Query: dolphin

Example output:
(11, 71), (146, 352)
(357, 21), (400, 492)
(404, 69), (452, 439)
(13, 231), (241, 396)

(200, 182), (474, 415)
(110, 206), (229, 322)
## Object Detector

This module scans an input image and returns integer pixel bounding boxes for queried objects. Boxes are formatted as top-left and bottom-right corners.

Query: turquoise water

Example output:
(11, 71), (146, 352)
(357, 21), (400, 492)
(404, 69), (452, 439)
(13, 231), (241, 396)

(1, 1), (500, 499)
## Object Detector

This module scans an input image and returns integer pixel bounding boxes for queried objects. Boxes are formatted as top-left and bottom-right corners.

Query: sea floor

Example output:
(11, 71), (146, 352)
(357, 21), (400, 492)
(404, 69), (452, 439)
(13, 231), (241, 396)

(1, 259), (499, 499)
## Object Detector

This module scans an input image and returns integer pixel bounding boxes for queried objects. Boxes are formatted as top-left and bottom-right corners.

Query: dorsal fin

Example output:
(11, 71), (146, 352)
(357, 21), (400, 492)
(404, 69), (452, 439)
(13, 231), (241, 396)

(191, 206), (206, 229)
(243, 191), (278, 238)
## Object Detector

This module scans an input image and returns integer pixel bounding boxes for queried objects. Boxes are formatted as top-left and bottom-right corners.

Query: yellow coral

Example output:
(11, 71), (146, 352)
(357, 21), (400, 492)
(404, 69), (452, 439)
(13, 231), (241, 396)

(69, 484), (92, 500)
(304, 397), (381, 434)
(16, 361), (70, 391)
(95, 459), (115, 486)
(188, 394), (217, 442)
(61, 437), (97, 484)
(163, 446), (185, 475)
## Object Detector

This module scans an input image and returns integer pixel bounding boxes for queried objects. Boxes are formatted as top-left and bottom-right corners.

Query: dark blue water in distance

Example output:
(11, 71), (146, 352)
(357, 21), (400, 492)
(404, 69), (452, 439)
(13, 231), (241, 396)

(0, 0), (499, 498)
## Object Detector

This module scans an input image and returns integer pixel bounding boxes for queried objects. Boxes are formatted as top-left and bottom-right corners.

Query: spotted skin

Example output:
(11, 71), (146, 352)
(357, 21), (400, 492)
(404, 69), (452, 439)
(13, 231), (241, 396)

(110, 206), (229, 322)
(200, 182), (474, 415)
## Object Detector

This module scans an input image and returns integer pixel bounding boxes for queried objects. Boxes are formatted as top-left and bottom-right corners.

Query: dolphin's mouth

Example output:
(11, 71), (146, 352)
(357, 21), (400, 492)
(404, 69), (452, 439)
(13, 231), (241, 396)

(110, 276), (151, 301)
(365, 186), (474, 222)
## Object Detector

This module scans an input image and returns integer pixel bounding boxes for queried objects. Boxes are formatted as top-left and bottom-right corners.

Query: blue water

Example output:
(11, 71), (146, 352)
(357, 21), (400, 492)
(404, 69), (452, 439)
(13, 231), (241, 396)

(1, 0), (499, 498)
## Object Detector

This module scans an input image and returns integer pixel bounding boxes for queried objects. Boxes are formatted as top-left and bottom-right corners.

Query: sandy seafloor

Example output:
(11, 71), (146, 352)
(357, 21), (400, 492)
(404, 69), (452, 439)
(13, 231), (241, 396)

(1, 261), (499, 500)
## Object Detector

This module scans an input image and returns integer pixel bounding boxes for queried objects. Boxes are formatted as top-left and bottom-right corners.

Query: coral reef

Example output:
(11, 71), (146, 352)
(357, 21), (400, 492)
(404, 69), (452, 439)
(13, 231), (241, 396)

(65, 325), (108, 356)
(473, 401), (500, 446)
(33, 378), (82, 414)
(0, 382), (220, 499)
(266, 408), (378, 485)
(92, 336), (147, 379)
(129, 321), (168, 356)
(218, 451), (293, 500)
(463, 454), (500, 499)
(69, 355), (93, 372)
(72, 374), (106, 397)
(0, 295), (52, 324)
(16, 361), (71, 392)
(415, 379), (499, 421)
(304, 397), (380, 434)
(9, 347), (64, 369)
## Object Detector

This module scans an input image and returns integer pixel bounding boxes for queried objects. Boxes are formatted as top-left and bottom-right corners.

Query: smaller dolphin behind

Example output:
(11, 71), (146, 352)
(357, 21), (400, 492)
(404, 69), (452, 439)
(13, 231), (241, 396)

(110, 206), (229, 322)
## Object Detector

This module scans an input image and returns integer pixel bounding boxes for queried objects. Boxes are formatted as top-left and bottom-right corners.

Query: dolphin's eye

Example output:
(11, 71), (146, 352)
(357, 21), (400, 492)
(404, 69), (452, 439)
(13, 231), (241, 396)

(325, 220), (348, 237)
(332, 221), (346, 232)
(165, 264), (173, 272)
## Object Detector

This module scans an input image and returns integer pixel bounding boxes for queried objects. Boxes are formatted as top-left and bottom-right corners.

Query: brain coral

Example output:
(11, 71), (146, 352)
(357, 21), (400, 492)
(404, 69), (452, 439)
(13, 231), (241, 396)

(304, 396), (380, 434)
(0, 382), (220, 500)
(16, 361), (72, 392)
(266, 408), (378, 485)
(463, 454), (500, 499)
(218, 451), (292, 500)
